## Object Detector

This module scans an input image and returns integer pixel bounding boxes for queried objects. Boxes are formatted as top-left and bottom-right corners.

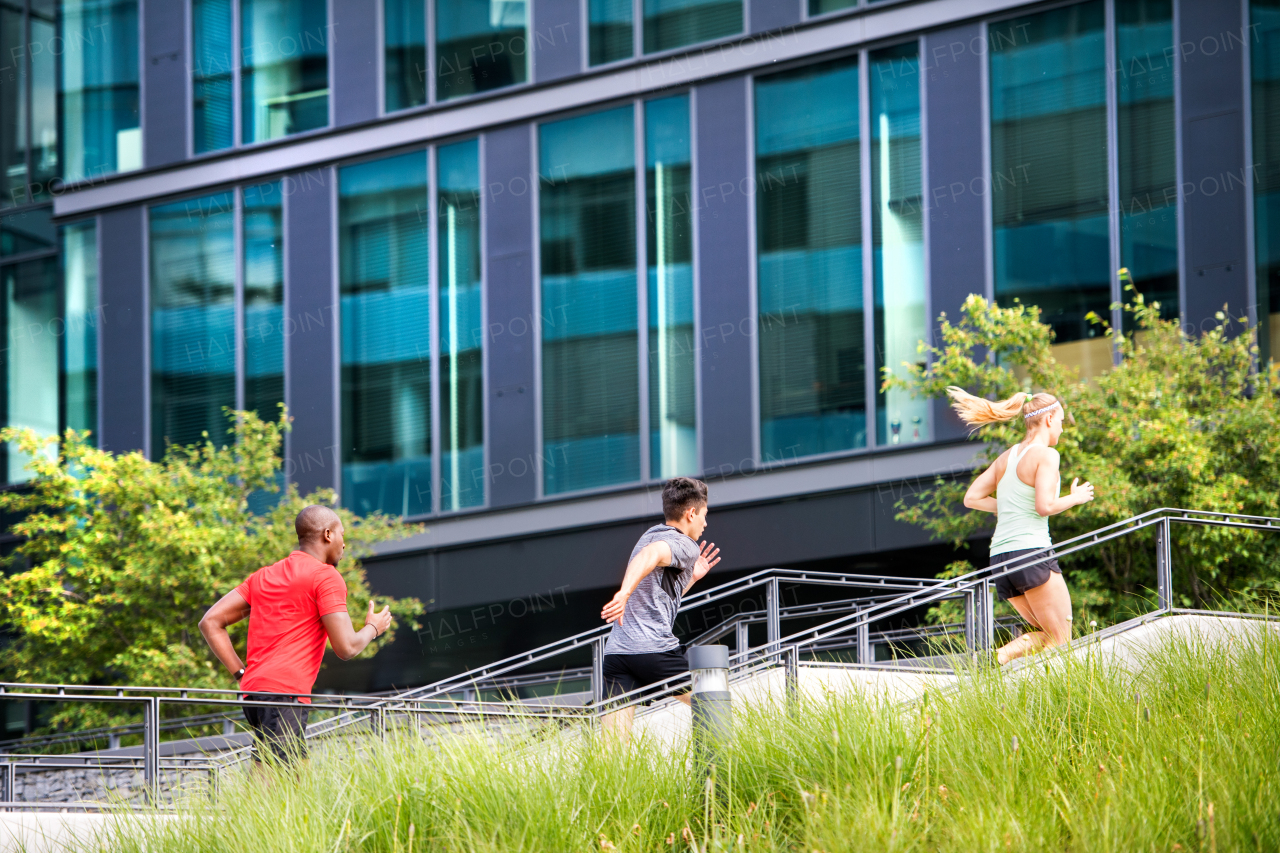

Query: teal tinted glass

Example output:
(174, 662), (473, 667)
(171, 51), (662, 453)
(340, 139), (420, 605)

(385, 0), (427, 111)
(436, 0), (528, 101)
(644, 0), (741, 54)
(1, 207), (55, 257)
(30, 4), (57, 200)
(339, 152), (431, 517)
(1, 256), (57, 482)
(991, 1), (1109, 346)
(241, 0), (329, 143)
(645, 95), (696, 478)
(62, 221), (98, 442)
(150, 193), (237, 456)
(193, 0), (234, 153)
(1117, 0), (1177, 326)
(59, 0), (140, 182)
(1253, 0), (1280, 361)
(243, 181), (284, 421)
(539, 107), (638, 494)
(756, 58), (864, 461)
(870, 43), (928, 447)
(438, 139), (484, 510)
(809, 0), (856, 14)
(590, 0), (632, 65)
(1, 3), (28, 205)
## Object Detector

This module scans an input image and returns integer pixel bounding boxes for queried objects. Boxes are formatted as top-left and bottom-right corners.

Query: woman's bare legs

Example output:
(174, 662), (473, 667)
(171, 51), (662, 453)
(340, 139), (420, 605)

(996, 573), (1073, 665)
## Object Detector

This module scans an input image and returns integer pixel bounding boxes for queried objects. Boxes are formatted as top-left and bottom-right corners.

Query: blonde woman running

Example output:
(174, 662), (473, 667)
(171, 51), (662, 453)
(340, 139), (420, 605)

(948, 389), (1094, 665)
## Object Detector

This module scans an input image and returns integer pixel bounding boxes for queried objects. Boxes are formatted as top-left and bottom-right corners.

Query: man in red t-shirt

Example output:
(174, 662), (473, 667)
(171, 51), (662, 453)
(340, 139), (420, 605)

(199, 505), (392, 764)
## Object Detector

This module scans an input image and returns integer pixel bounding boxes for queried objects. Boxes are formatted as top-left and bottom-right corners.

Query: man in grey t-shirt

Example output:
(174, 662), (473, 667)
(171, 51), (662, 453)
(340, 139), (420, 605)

(599, 477), (721, 742)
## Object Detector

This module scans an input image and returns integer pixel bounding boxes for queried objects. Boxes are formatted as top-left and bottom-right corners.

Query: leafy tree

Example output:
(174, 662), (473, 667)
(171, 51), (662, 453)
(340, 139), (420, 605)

(885, 290), (1280, 621)
(0, 409), (423, 730)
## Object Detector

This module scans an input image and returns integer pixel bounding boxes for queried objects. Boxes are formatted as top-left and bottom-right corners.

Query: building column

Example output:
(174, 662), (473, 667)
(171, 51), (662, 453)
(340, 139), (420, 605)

(695, 76), (755, 479)
(331, 0), (380, 127)
(98, 207), (148, 455)
(483, 125), (538, 507)
(532, 0), (582, 83)
(922, 24), (988, 441)
(1177, 0), (1251, 331)
(141, 0), (188, 168)
(283, 167), (340, 497)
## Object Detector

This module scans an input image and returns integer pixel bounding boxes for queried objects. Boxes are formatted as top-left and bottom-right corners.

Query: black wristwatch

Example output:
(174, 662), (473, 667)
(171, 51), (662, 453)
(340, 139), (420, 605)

(234, 668), (245, 681)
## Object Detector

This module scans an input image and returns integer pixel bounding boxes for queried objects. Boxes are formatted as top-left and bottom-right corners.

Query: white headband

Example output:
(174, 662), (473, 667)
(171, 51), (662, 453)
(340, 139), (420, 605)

(1024, 400), (1061, 421)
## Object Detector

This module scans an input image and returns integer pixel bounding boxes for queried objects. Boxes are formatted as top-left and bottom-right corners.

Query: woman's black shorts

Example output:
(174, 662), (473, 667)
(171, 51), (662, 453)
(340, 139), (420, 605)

(602, 649), (690, 703)
(990, 548), (1062, 601)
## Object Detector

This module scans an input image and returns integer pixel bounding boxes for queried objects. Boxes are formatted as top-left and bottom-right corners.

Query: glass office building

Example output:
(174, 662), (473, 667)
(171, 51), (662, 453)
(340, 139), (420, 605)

(7, 0), (1265, 689)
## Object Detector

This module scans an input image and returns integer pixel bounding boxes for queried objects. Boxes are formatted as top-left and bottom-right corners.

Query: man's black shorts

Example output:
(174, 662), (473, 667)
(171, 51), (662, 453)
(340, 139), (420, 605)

(243, 694), (309, 764)
(603, 649), (690, 703)
(991, 548), (1062, 601)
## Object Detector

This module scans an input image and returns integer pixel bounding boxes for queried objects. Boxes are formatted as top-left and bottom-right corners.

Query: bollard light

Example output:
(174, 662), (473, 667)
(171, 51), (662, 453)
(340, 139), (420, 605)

(689, 644), (731, 745)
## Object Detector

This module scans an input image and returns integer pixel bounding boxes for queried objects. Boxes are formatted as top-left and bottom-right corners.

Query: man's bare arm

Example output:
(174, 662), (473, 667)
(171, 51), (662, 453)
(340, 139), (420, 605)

(198, 591), (251, 676)
(600, 541), (673, 624)
(321, 600), (392, 661)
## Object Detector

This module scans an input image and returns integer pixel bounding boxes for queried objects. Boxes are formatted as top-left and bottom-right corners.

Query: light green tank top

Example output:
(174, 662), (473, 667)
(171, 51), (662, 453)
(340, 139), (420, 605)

(990, 444), (1057, 556)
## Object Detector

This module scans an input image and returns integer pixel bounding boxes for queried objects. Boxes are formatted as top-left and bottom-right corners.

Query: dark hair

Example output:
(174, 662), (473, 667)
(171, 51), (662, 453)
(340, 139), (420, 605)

(662, 477), (708, 521)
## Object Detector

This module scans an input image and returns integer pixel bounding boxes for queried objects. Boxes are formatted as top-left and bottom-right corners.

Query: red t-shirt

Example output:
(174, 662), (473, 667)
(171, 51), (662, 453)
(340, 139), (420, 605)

(235, 551), (348, 702)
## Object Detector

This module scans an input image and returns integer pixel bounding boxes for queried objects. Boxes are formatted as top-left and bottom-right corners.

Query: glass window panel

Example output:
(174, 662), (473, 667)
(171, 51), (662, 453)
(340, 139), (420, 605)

(809, 0), (856, 15)
(645, 95), (696, 478)
(193, 0), (234, 153)
(991, 2), (1109, 364)
(30, 10), (57, 200)
(539, 107), (638, 494)
(1, 257), (58, 483)
(438, 139), (483, 510)
(62, 220), (97, 441)
(870, 43), (928, 447)
(385, 0), (426, 111)
(150, 193), (236, 456)
(241, 0), (329, 144)
(436, 0), (527, 101)
(755, 58), (864, 461)
(1, 207), (55, 257)
(644, 0), (741, 54)
(1253, 0), (1280, 362)
(2, 3), (29, 206)
(60, 0), (140, 183)
(590, 0), (632, 66)
(1117, 0), (1177, 327)
(243, 181), (283, 420)
(339, 152), (431, 517)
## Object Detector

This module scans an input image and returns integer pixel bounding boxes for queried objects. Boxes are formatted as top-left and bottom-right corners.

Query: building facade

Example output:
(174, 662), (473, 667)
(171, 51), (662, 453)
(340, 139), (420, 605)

(0, 0), (1270, 692)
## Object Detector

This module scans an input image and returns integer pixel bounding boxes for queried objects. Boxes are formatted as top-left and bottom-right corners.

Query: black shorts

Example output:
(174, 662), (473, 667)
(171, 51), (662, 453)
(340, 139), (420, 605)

(243, 694), (309, 764)
(603, 649), (690, 703)
(991, 548), (1062, 601)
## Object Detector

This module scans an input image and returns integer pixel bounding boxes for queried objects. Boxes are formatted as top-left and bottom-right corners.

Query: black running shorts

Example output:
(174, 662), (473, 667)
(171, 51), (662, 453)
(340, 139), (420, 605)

(991, 548), (1062, 601)
(603, 649), (690, 703)
(243, 694), (309, 764)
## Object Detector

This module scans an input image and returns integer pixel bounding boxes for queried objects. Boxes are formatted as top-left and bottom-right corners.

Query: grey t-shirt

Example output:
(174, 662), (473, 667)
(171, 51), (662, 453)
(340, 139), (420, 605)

(603, 524), (701, 655)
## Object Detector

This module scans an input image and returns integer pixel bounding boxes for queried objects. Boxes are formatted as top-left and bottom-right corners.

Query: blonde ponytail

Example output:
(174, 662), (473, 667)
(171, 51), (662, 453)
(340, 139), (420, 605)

(945, 387), (1059, 431)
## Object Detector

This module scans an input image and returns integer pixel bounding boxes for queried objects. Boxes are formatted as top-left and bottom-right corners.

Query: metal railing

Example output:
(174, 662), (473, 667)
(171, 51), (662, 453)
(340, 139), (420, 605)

(2, 507), (1275, 810)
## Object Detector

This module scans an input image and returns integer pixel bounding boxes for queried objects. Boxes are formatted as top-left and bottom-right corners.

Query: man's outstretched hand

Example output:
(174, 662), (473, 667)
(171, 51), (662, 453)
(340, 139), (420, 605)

(601, 590), (630, 625)
(692, 540), (720, 582)
(365, 599), (392, 637)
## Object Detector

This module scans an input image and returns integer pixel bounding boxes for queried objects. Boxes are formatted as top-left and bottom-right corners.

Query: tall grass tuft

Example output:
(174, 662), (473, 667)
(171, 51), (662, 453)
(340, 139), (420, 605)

(108, 625), (1279, 852)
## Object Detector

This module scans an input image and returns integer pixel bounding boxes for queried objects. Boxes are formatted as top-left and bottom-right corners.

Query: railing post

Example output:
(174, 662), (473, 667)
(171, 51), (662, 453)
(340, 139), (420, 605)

(735, 619), (750, 660)
(766, 578), (781, 660)
(983, 580), (995, 652)
(1156, 517), (1173, 610)
(144, 697), (160, 805)
(591, 636), (605, 711)
(4, 757), (14, 809)
(963, 589), (976, 651)
(856, 609), (871, 665)
(369, 707), (385, 740)
(784, 645), (799, 704)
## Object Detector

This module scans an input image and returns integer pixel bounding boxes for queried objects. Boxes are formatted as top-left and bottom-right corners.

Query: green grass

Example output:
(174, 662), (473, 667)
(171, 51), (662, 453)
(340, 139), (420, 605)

(108, 624), (1279, 852)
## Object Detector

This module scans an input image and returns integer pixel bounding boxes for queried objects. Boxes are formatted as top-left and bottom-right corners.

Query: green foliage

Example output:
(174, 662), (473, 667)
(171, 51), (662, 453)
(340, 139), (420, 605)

(0, 409), (422, 728)
(112, 627), (1280, 852)
(883, 291), (1280, 619)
